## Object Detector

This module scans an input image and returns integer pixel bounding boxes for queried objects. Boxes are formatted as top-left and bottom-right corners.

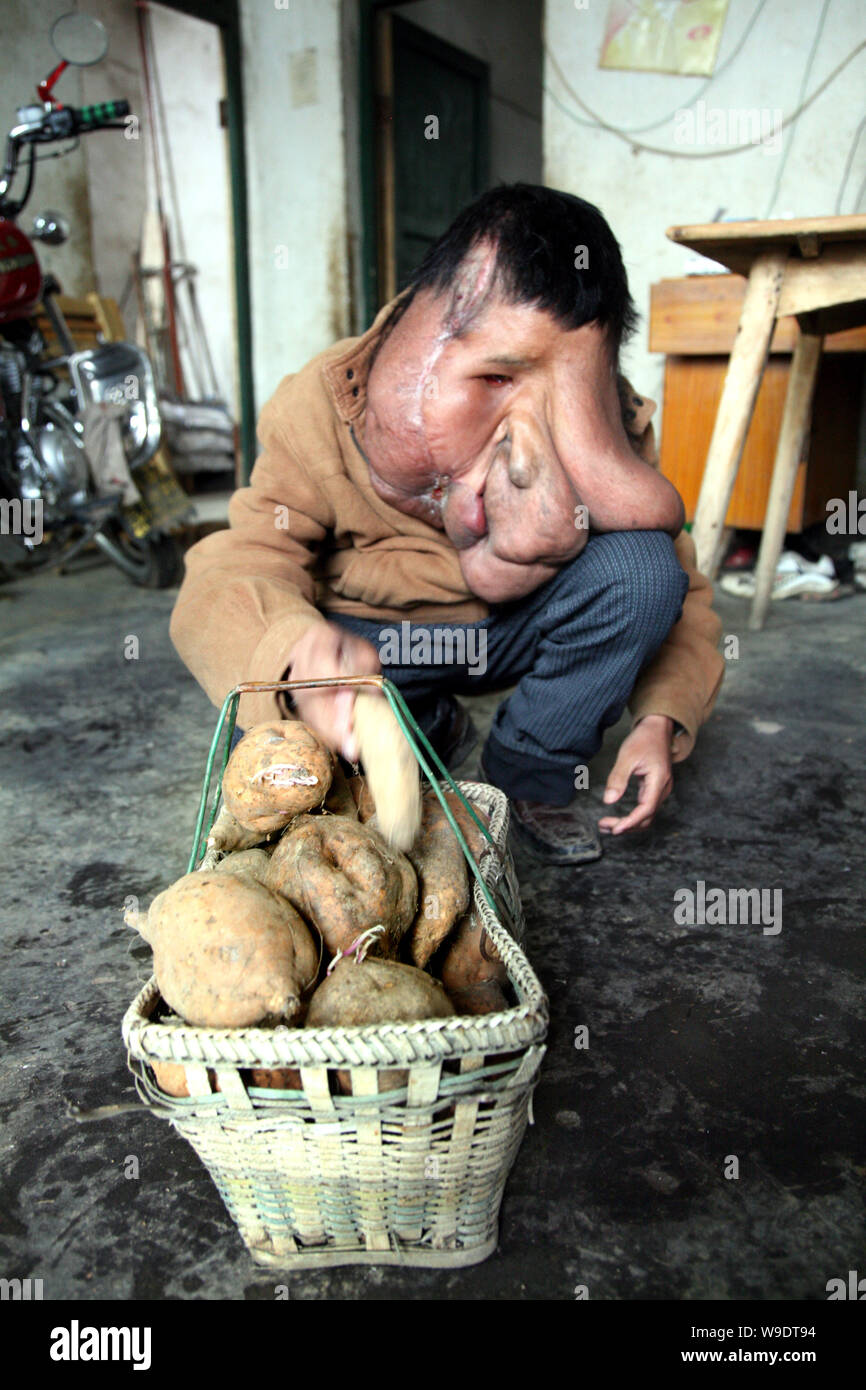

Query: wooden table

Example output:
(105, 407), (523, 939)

(666, 215), (866, 629)
(650, 276), (864, 534)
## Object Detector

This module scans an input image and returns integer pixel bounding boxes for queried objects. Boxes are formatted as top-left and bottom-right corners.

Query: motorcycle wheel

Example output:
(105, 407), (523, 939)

(94, 522), (185, 589)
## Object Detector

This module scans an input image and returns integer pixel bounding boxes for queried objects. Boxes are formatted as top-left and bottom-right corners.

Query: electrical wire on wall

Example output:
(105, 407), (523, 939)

(762, 0), (831, 218)
(834, 114), (866, 214)
(544, 0), (866, 213)
(547, 0), (770, 137)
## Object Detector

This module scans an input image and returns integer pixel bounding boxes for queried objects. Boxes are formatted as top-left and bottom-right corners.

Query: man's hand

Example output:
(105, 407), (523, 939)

(284, 622), (381, 762)
(599, 714), (674, 836)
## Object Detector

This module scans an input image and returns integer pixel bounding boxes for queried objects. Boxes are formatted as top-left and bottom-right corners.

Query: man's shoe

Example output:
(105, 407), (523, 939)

(423, 696), (479, 773)
(476, 755), (601, 865)
(509, 796), (602, 866)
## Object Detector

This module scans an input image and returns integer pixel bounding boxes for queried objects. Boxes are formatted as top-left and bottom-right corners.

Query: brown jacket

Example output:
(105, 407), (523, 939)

(170, 300), (724, 753)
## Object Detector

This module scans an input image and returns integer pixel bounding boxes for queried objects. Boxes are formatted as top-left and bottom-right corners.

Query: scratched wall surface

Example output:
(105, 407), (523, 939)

(0, 557), (863, 1299)
(239, 0), (350, 414)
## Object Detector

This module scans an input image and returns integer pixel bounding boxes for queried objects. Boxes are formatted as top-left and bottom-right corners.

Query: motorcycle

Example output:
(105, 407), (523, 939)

(0, 11), (189, 588)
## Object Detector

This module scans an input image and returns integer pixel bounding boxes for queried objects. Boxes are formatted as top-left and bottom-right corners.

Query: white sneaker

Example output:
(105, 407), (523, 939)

(772, 551), (837, 598)
(719, 551), (838, 600)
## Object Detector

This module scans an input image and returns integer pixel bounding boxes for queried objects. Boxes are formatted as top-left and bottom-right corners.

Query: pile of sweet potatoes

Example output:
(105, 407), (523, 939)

(128, 716), (512, 1096)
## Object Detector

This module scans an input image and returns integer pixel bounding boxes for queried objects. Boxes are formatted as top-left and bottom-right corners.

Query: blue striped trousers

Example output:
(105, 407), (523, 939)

(330, 530), (689, 805)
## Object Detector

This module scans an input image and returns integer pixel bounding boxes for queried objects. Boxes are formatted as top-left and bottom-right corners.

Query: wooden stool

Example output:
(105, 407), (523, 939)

(666, 215), (866, 629)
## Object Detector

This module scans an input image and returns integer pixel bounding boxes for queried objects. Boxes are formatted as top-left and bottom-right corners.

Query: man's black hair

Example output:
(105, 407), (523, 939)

(397, 183), (638, 359)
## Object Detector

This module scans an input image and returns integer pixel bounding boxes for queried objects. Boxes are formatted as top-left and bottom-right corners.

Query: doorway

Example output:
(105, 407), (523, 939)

(358, 0), (543, 324)
(376, 13), (489, 304)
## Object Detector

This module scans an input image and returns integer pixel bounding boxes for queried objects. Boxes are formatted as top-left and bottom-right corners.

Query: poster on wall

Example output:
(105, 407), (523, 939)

(599, 0), (731, 77)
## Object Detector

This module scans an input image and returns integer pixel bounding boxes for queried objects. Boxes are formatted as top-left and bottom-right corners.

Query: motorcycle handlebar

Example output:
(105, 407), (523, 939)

(0, 100), (130, 214)
(34, 100), (131, 140)
(71, 100), (131, 133)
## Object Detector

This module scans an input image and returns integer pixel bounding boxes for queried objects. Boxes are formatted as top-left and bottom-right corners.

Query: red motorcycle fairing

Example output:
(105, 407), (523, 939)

(0, 219), (42, 324)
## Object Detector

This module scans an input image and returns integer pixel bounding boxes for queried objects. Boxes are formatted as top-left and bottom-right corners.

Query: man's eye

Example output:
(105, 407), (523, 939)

(481, 374), (511, 385)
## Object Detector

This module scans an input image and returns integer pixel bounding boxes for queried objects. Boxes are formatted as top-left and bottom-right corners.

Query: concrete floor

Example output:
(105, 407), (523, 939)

(1, 553), (864, 1301)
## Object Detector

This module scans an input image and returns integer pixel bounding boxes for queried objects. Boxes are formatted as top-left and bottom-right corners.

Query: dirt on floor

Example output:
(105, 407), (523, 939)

(0, 556), (864, 1300)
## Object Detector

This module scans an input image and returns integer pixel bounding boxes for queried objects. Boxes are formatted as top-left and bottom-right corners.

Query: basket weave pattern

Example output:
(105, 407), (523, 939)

(123, 782), (548, 1268)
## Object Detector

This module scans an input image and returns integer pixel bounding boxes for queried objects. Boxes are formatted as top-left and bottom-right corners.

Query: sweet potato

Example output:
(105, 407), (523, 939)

(323, 763), (359, 820)
(206, 803), (268, 854)
(348, 774), (376, 822)
(424, 787), (492, 862)
(153, 1062), (305, 1096)
(446, 980), (509, 1016)
(390, 839), (420, 941)
(352, 692), (422, 851)
(128, 871), (319, 1028)
(438, 910), (508, 994)
(221, 720), (333, 833)
(150, 1061), (220, 1097)
(212, 847), (272, 887)
(266, 814), (417, 959)
(152, 1061), (303, 1096)
(308, 956), (455, 1027)
(386, 797), (471, 968)
(151, 1060), (187, 1096)
(248, 1067), (303, 1090)
(306, 956), (455, 1093)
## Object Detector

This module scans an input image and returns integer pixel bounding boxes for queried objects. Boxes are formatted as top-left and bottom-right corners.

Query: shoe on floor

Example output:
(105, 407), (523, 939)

(719, 551), (838, 601)
(476, 755), (601, 865)
(424, 696), (479, 773)
(722, 543), (757, 571)
(510, 795), (602, 865)
(772, 550), (837, 598)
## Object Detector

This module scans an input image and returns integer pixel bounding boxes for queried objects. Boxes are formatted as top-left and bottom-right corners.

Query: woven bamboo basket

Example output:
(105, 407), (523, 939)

(122, 679), (548, 1269)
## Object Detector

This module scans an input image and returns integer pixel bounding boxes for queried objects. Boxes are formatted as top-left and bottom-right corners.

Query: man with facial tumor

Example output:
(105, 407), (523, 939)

(171, 185), (724, 863)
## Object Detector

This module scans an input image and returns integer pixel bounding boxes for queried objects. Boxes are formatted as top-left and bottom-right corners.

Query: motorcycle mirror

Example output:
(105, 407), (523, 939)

(32, 210), (70, 246)
(50, 12), (109, 67)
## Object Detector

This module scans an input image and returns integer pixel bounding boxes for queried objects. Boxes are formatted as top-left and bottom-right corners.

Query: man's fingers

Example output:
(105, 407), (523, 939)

(599, 768), (671, 835)
(602, 755), (633, 805)
(599, 805), (655, 835)
(337, 633), (381, 678)
(286, 622), (383, 759)
(334, 689), (360, 761)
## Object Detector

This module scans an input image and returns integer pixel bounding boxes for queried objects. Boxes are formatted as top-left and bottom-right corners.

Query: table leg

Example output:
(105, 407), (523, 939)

(748, 330), (824, 631)
(691, 249), (788, 578)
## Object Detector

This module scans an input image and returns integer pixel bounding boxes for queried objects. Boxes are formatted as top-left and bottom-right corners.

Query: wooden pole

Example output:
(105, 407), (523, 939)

(749, 329), (824, 630)
(691, 248), (788, 578)
(135, 0), (186, 400)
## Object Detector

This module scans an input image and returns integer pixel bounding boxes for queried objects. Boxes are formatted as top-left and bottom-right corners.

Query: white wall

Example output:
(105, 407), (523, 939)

(543, 0), (866, 427)
(240, 0), (350, 411)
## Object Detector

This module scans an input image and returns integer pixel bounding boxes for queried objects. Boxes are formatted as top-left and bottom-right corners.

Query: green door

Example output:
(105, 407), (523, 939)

(378, 14), (490, 303)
